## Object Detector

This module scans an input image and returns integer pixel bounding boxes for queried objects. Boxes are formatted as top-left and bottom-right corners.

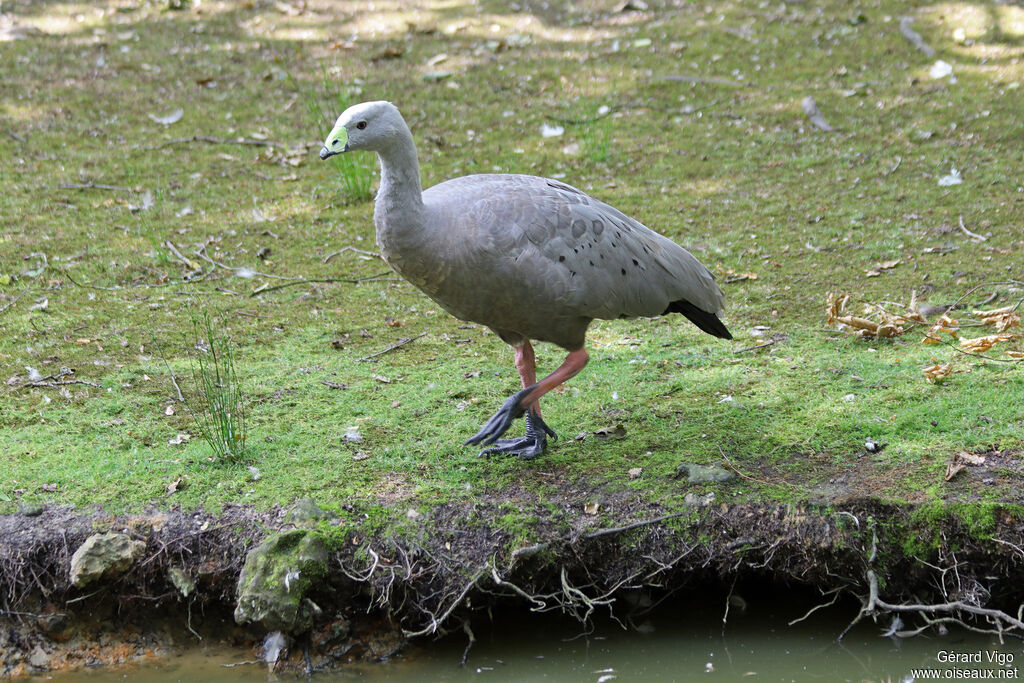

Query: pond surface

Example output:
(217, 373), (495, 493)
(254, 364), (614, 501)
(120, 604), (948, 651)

(36, 591), (1023, 682)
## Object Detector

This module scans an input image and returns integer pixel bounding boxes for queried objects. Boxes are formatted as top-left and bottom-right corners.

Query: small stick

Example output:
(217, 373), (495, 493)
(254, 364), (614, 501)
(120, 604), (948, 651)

(884, 156), (902, 176)
(250, 273), (392, 297)
(48, 182), (133, 192)
(168, 366), (185, 403)
(323, 246), (382, 263)
(584, 511), (688, 540)
(733, 339), (775, 354)
(358, 332), (428, 362)
(0, 288), (30, 315)
(646, 74), (744, 87)
(718, 445), (782, 487)
(957, 214), (987, 242)
(898, 16), (936, 57)
(150, 135), (281, 150)
(163, 240), (200, 269)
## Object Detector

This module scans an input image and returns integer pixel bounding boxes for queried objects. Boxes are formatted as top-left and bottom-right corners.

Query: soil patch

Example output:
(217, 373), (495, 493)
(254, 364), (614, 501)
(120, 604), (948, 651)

(3, 494), (1024, 678)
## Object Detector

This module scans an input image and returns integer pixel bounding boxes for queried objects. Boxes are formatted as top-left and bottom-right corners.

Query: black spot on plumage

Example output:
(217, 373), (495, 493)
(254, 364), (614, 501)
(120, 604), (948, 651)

(558, 255), (565, 262)
(589, 260), (594, 266)
(621, 268), (626, 275)
(632, 259), (639, 266)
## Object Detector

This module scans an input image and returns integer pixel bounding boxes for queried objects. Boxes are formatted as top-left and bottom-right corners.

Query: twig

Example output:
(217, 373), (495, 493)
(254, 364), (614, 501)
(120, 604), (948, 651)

(61, 269), (120, 291)
(957, 214), (988, 242)
(358, 332), (428, 362)
(150, 135), (281, 150)
(250, 273), (392, 297)
(47, 182), (133, 192)
(168, 366), (185, 403)
(883, 156), (902, 176)
(584, 511), (688, 540)
(323, 246), (382, 263)
(22, 367), (102, 389)
(6, 130), (27, 143)
(899, 16), (936, 57)
(733, 339), (775, 354)
(718, 445), (781, 486)
(0, 288), (30, 315)
(646, 74), (745, 87)
(163, 240), (201, 269)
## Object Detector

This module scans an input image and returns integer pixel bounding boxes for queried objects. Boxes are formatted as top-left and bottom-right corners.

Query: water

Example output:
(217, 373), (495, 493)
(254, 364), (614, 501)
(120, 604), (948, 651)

(33, 592), (1023, 682)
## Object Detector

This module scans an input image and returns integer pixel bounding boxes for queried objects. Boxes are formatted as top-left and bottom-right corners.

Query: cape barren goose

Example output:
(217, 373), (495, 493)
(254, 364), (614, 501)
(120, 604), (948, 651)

(320, 101), (731, 460)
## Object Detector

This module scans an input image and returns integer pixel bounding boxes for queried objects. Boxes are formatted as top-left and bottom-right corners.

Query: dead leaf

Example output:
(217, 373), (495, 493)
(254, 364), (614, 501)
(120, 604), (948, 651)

(1007, 350), (1024, 359)
(166, 476), (186, 494)
(959, 333), (1017, 354)
(957, 451), (986, 466)
(973, 306), (1021, 333)
(41, 483), (58, 492)
(372, 374), (392, 383)
(385, 317), (404, 327)
(583, 502), (600, 515)
(628, 467), (643, 480)
(593, 424), (627, 440)
(353, 452), (371, 462)
(164, 405), (175, 416)
(826, 291), (851, 324)
(924, 363), (954, 383)
(944, 460), (965, 481)
(168, 433), (191, 446)
(922, 315), (959, 344)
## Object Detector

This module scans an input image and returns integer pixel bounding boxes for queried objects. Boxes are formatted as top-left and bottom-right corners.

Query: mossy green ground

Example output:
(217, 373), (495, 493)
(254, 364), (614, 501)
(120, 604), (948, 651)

(2, 0), (1022, 523)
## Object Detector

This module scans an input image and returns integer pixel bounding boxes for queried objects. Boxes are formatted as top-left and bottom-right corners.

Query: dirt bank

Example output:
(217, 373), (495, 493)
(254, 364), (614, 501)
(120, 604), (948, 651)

(3, 491), (1024, 679)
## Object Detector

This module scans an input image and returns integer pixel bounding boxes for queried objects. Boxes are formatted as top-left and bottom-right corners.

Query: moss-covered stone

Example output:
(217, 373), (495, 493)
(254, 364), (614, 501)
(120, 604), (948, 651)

(234, 529), (330, 633)
(676, 463), (735, 484)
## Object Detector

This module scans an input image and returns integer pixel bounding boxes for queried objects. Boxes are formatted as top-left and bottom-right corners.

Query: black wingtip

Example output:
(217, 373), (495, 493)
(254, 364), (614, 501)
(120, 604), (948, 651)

(664, 299), (733, 339)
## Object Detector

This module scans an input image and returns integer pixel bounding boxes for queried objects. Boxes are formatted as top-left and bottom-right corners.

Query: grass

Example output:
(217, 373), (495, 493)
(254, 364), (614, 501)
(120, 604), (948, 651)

(0, 0), (1022, 522)
(183, 311), (249, 464)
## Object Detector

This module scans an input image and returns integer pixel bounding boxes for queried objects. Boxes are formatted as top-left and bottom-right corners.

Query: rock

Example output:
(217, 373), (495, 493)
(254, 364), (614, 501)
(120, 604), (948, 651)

(36, 610), (74, 642)
(168, 568), (195, 598)
(18, 502), (44, 517)
(285, 498), (333, 527)
(684, 491), (717, 506)
(69, 533), (146, 588)
(676, 463), (735, 484)
(234, 529), (329, 633)
(29, 646), (50, 669)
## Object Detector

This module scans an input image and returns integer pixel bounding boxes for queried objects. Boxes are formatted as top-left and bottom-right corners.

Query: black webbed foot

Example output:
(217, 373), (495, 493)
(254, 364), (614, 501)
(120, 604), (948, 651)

(477, 412), (557, 460)
(465, 385), (534, 447)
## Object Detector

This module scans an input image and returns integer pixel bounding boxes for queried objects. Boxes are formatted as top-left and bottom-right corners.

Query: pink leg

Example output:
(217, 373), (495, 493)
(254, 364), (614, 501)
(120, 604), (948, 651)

(514, 341), (540, 415)
(466, 346), (590, 457)
(519, 348), (589, 411)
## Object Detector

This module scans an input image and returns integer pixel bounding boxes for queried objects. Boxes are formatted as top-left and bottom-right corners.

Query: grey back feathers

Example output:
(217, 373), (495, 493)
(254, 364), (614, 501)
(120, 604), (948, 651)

(338, 101), (729, 350)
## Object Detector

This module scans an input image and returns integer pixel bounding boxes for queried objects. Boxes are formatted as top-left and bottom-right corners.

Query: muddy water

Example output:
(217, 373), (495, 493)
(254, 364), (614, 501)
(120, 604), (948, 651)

(36, 593), (1023, 682)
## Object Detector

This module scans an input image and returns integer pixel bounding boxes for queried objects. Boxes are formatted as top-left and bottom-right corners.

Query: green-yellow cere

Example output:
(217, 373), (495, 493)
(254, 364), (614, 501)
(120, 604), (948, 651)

(325, 122), (348, 151)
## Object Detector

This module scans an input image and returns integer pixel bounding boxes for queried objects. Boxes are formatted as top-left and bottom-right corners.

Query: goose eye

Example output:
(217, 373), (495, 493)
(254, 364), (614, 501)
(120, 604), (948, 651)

(356, 121), (367, 130)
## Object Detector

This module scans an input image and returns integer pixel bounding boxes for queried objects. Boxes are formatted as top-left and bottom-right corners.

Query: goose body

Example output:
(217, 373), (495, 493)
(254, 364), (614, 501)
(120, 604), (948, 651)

(321, 101), (731, 459)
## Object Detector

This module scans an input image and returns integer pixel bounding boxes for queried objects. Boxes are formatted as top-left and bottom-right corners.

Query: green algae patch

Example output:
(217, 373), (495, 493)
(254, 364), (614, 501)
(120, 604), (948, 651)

(234, 529), (331, 633)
